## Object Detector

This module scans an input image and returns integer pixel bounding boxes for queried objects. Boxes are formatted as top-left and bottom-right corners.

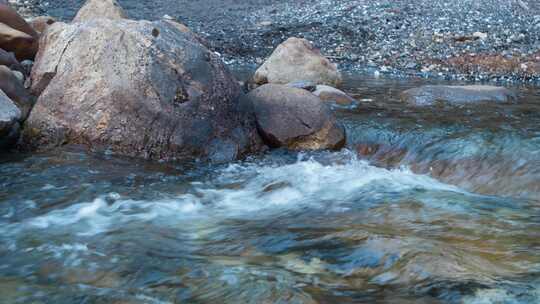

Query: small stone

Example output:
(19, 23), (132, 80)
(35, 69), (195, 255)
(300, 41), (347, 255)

(11, 69), (23, 82)
(258, 21), (272, 27)
(472, 31), (488, 40)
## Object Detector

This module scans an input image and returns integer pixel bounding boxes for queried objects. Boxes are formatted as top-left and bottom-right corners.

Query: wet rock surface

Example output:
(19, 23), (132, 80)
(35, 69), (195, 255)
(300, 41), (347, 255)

(400, 85), (516, 106)
(23, 16), (262, 161)
(11, 0), (540, 82)
(248, 84), (345, 151)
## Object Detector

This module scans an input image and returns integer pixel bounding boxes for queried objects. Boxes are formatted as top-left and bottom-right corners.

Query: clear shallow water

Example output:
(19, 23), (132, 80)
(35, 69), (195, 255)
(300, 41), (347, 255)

(337, 74), (540, 200)
(1, 75), (540, 303)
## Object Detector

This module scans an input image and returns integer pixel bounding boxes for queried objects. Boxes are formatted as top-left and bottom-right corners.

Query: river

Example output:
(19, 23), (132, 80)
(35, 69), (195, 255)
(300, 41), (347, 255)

(1, 70), (539, 303)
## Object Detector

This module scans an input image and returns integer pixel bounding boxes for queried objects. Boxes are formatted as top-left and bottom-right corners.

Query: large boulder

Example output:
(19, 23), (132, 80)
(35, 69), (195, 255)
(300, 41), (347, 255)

(72, 0), (127, 23)
(0, 65), (33, 119)
(23, 18), (262, 161)
(400, 85), (516, 106)
(0, 89), (21, 149)
(252, 37), (342, 87)
(247, 84), (345, 151)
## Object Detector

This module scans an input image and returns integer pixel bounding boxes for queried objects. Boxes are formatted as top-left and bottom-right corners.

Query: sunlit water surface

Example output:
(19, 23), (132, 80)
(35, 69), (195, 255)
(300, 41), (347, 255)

(1, 74), (540, 303)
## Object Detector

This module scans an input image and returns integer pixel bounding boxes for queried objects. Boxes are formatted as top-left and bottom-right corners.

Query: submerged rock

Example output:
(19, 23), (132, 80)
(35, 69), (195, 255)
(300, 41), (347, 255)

(313, 85), (356, 105)
(252, 37), (342, 87)
(400, 85), (516, 106)
(23, 17), (262, 161)
(0, 89), (21, 149)
(72, 0), (127, 23)
(247, 84), (345, 151)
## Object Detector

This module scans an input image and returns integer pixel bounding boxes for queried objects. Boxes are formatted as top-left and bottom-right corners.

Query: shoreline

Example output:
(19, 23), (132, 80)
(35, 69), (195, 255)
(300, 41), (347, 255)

(15, 0), (540, 84)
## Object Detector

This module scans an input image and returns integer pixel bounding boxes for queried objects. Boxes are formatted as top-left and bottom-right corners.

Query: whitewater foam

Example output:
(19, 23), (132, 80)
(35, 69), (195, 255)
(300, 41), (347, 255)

(4, 150), (469, 237)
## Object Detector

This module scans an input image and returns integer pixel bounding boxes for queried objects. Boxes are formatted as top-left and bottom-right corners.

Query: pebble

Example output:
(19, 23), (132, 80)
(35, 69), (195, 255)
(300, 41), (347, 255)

(13, 0), (540, 83)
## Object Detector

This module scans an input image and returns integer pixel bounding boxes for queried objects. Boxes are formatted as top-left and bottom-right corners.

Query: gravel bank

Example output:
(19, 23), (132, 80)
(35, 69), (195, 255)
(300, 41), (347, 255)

(11, 0), (540, 82)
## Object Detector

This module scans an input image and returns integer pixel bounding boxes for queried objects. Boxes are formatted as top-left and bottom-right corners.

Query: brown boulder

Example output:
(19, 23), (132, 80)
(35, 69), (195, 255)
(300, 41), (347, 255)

(0, 22), (38, 61)
(400, 85), (516, 106)
(247, 84), (345, 151)
(0, 3), (38, 38)
(23, 18), (262, 161)
(72, 0), (127, 23)
(252, 37), (342, 87)
(0, 65), (32, 119)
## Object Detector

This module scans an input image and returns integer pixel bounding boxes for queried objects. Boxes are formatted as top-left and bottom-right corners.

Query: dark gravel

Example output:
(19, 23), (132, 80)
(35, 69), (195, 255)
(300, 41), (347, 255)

(10, 0), (540, 82)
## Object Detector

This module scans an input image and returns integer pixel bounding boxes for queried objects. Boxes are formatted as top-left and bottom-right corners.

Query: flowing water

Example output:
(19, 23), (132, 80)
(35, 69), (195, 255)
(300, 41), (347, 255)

(1, 73), (540, 303)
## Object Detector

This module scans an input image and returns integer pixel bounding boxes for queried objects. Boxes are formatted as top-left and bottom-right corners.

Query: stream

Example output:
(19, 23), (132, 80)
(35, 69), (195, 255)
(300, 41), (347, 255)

(1, 72), (539, 303)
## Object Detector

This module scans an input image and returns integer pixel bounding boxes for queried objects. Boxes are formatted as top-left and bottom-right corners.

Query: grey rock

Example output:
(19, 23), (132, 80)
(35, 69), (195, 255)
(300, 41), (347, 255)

(23, 17), (262, 161)
(20, 59), (33, 75)
(0, 89), (21, 149)
(247, 84), (345, 151)
(0, 65), (33, 119)
(400, 85), (516, 106)
(11, 69), (23, 83)
(0, 48), (21, 71)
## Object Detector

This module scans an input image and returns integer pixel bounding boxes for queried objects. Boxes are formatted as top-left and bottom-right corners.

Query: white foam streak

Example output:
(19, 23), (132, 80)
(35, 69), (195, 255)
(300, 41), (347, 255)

(12, 150), (465, 236)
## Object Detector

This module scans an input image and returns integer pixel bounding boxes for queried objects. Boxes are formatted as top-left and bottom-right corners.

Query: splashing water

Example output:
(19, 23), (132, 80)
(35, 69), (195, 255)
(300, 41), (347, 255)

(1, 147), (539, 303)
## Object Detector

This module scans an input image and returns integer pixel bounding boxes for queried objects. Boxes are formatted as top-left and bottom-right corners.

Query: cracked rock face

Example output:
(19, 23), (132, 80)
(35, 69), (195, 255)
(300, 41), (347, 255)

(247, 83), (345, 151)
(22, 18), (262, 161)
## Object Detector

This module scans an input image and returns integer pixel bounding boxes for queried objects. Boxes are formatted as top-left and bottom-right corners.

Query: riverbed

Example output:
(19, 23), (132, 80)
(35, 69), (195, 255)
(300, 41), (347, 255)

(1, 72), (539, 303)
